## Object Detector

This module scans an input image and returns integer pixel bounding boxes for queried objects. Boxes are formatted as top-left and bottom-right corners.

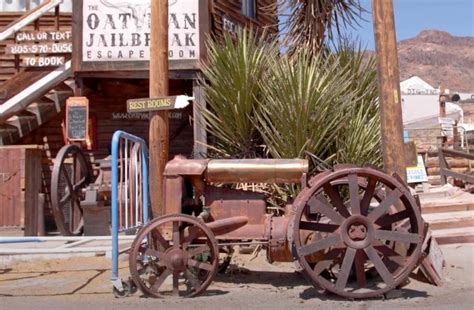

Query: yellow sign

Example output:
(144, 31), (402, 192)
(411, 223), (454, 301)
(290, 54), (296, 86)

(127, 97), (175, 113)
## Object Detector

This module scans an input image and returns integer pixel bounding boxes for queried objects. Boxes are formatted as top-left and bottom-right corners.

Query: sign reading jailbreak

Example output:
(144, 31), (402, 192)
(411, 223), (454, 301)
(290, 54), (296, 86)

(82, 0), (200, 62)
(127, 97), (178, 113)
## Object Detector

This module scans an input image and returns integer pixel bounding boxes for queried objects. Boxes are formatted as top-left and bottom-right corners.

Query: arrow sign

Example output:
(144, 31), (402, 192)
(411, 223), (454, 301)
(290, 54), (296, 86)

(126, 95), (193, 113)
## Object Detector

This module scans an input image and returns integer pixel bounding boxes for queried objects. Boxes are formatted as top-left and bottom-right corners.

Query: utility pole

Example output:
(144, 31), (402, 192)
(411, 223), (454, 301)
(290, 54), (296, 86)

(149, 0), (169, 217)
(372, 0), (406, 181)
(439, 85), (448, 147)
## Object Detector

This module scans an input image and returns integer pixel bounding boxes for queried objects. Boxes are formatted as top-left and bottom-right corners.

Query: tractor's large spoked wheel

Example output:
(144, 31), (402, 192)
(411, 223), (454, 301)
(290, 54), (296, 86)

(129, 214), (219, 298)
(291, 168), (424, 299)
(51, 144), (91, 236)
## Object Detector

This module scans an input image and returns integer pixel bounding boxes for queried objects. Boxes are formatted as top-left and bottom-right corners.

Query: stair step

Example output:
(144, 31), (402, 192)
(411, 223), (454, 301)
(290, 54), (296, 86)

(6, 113), (39, 137)
(421, 201), (474, 214)
(44, 89), (73, 103)
(432, 227), (474, 244)
(26, 101), (60, 123)
(0, 125), (19, 145)
(423, 211), (474, 230)
(27, 100), (57, 111)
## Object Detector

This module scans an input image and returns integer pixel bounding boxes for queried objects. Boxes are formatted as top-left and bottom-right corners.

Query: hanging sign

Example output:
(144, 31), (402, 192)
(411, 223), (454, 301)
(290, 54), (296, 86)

(6, 30), (72, 68)
(127, 95), (192, 113)
(82, 0), (200, 62)
(66, 97), (89, 141)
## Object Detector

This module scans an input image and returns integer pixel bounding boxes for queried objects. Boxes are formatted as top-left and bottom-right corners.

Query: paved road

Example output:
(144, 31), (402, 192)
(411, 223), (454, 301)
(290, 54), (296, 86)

(0, 244), (473, 309)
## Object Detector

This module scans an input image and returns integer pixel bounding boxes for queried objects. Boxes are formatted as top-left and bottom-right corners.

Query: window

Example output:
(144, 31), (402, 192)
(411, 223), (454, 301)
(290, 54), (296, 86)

(242, 0), (256, 19)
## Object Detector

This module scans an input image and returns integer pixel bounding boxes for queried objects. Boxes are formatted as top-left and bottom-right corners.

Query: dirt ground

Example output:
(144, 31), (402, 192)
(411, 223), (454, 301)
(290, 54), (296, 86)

(0, 243), (473, 310)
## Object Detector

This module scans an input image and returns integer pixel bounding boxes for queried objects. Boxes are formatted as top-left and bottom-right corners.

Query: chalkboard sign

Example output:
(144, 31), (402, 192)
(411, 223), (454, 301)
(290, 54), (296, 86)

(66, 97), (89, 141)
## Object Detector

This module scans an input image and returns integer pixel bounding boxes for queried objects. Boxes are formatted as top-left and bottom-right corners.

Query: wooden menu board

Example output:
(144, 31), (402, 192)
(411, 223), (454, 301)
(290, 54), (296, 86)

(66, 97), (89, 141)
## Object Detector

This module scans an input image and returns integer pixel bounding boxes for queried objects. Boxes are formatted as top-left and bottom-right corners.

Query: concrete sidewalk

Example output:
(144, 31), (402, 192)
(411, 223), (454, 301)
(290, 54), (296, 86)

(0, 244), (473, 309)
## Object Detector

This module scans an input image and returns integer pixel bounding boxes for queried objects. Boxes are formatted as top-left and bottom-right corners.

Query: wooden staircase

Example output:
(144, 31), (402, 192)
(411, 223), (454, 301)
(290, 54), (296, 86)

(0, 66), (74, 145)
(0, 2), (73, 145)
(420, 189), (474, 244)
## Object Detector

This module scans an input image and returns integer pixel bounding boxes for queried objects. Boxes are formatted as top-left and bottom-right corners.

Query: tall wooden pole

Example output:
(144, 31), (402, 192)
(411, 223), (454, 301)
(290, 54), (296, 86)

(149, 0), (169, 217)
(372, 0), (406, 181)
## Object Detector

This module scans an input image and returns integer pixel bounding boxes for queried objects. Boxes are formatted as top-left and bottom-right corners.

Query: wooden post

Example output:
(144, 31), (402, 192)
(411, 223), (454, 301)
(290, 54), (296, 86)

(192, 81), (207, 159)
(372, 0), (406, 181)
(439, 85), (448, 147)
(149, 0), (169, 217)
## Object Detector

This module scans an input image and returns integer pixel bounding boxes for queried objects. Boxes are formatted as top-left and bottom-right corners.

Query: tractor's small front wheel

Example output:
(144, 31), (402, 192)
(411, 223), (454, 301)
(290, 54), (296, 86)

(129, 214), (219, 298)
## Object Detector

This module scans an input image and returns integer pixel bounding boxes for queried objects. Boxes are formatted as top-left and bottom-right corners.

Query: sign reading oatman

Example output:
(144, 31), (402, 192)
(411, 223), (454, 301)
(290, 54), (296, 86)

(74, 0), (209, 72)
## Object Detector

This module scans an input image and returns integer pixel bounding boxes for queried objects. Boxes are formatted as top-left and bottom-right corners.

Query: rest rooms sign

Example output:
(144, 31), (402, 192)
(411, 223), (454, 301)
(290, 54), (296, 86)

(82, 0), (200, 62)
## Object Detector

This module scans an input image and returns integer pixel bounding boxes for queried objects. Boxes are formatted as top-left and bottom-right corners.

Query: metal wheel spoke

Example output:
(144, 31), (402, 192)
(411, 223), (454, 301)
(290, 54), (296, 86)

(374, 242), (403, 258)
(323, 184), (351, 218)
(187, 259), (213, 272)
(368, 189), (402, 222)
(375, 210), (410, 228)
(73, 177), (88, 192)
(354, 250), (367, 288)
(183, 226), (199, 246)
(308, 195), (345, 225)
(60, 165), (75, 193)
(335, 247), (356, 291)
(299, 221), (339, 233)
(313, 260), (332, 275)
(150, 269), (171, 292)
(184, 270), (201, 291)
(373, 242), (406, 269)
(151, 230), (170, 250)
(299, 234), (341, 256)
(173, 221), (181, 248)
(70, 201), (82, 231)
(188, 245), (210, 257)
(364, 245), (395, 287)
(348, 174), (361, 215)
(145, 248), (164, 259)
(173, 272), (180, 296)
(59, 192), (72, 206)
(360, 177), (377, 216)
(375, 229), (421, 244)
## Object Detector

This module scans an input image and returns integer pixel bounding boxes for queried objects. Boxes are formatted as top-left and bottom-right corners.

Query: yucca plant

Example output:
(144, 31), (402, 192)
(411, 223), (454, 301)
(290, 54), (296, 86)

(255, 48), (356, 161)
(198, 30), (382, 206)
(198, 30), (278, 158)
(330, 40), (382, 166)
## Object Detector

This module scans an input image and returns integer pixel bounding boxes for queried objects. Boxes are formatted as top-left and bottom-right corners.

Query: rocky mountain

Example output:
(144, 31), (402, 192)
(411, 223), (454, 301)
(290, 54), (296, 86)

(396, 30), (474, 93)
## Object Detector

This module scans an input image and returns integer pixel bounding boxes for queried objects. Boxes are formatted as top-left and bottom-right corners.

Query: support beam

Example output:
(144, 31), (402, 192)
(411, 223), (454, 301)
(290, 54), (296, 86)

(149, 0), (169, 217)
(372, 0), (406, 181)
(192, 80), (207, 159)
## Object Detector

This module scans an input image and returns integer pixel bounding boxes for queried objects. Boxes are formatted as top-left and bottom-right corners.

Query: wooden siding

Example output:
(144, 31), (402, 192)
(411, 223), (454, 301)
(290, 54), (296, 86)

(211, 0), (278, 38)
(0, 146), (42, 235)
(18, 78), (194, 228)
(0, 12), (72, 86)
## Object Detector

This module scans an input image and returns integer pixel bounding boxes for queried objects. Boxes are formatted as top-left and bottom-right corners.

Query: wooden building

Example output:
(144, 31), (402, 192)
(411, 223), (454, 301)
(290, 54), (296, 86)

(0, 0), (277, 234)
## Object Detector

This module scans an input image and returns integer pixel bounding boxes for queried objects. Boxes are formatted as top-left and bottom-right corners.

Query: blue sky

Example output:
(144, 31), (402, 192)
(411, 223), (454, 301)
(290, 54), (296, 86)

(347, 0), (474, 49)
(280, 0), (474, 49)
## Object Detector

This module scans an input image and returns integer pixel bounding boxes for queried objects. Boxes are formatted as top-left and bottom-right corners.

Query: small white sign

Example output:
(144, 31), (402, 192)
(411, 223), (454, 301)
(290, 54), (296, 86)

(439, 117), (454, 137)
(407, 155), (428, 183)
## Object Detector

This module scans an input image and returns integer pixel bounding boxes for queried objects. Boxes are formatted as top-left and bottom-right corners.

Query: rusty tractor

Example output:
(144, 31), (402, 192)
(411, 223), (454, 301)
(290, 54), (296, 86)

(127, 155), (424, 299)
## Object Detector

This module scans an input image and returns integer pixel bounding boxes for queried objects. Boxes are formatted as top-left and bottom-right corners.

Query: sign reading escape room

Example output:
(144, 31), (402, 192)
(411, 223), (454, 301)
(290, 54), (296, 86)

(82, 0), (200, 62)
